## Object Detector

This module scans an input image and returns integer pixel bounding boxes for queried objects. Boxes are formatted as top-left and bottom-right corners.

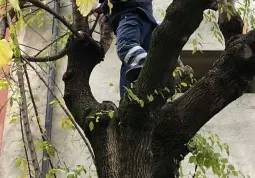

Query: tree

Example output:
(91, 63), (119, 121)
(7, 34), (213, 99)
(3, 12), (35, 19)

(1, 0), (255, 177)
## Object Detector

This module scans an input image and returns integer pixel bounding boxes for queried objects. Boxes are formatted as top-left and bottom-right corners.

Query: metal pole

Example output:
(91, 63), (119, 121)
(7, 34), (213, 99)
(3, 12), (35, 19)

(41, 0), (60, 176)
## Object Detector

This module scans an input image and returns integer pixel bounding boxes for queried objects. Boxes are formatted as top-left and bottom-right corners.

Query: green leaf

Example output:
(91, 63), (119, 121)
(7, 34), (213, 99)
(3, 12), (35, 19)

(221, 158), (228, 164)
(192, 47), (197, 54)
(60, 118), (75, 130)
(108, 0), (113, 14)
(108, 110), (114, 118)
(163, 87), (170, 93)
(10, 26), (21, 58)
(46, 146), (55, 157)
(22, 165), (28, 173)
(139, 100), (144, 107)
(204, 159), (211, 169)
(147, 95), (154, 102)
(232, 170), (238, 176)
(172, 71), (176, 77)
(95, 116), (100, 122)
(227, 13), (231, 21)
(192, 39), (197, 46)
(123, 86), (139, 101)
(67, 172), (76, 178)
(109, 83), (114, 87)
(9, 117), (19, 124)
(75, 165), (86, 175)
(15, 158), (22, 168)
(89, 121), (94, 131)
(228, 164), (235, 171)
(196, 152), (204, 165)
(188, 155), (196, 163)
(10, 97), (14, 107)
(0, 79), (8, 90)
(180, 82), (188, 87)
(130, 83), (134, 88)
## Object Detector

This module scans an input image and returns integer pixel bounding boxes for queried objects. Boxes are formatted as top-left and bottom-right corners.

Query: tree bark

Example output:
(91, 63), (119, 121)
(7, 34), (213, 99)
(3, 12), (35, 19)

(63, 0), (255, 177)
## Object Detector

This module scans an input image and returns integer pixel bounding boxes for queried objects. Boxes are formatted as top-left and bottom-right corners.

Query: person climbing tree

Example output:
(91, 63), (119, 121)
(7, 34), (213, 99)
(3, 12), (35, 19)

(91, 0), (158, 96)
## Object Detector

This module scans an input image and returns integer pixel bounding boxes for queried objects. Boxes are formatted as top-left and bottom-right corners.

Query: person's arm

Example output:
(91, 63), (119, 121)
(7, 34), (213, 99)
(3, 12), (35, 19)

(101, 0), (110, 14)
(92, 0), (109, 14)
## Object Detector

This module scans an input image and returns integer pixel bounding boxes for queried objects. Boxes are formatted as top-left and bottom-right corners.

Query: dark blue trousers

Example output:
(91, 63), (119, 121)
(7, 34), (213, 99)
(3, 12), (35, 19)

(116, 12), (155, 97)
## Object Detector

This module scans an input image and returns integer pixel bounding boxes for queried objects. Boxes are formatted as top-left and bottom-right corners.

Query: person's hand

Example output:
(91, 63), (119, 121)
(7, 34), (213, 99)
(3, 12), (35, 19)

(89, 3), (104, 16)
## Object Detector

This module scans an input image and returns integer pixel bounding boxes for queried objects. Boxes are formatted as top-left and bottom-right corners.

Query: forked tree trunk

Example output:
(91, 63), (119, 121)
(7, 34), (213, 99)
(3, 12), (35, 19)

(63, 0), (255, 177)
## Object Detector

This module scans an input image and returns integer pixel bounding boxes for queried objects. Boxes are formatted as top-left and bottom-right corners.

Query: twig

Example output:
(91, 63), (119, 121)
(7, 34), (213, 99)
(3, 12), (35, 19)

(20, 49), (64, 97)
(23, 19), (48, 41)
(19, 43), (41, 51)
(16, 60), (41, 177)
(20, 111), (33, 178)
(34, 32), (69, 57)
(27, 0), (83, 39)
(23, 1), (53, 19)
(22, 47), (67, 62)
(192, 165), (198, 178)
(8, 14), (41, 177)
(23, 64), (56, 178)
(60, 4), (72, 8)
(90, 14), (100, 35)
(22, 57), (96, 164)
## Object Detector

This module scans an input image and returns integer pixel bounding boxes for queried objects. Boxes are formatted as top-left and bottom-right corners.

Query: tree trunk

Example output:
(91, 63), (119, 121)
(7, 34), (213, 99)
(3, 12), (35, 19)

(63, 0), (255, 177)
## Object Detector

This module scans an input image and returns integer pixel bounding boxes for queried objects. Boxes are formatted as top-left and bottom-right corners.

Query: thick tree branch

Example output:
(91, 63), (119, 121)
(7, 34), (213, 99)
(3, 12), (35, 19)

(63, 0), (253, 177)
(154, 32), (255, 174)
(22, 47), (67, 62)
(99, 14), (113, 54)
(63, 36), (117, 177)
(27, 0), (83, 39)
(16, 60), (41, 177)
(135, 0), (217, 98)
(152, 1), (250, 176)
(71, 0), (89, 33)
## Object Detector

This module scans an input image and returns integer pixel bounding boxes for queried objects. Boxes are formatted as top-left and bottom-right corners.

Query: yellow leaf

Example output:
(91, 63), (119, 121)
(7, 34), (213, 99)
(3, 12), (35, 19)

(22, 166), (28, 173)
(0, 39), (13, 67)
(76, 0), (96, 16)
(9, 0), (21, 11)
(108, 0), (113, 14)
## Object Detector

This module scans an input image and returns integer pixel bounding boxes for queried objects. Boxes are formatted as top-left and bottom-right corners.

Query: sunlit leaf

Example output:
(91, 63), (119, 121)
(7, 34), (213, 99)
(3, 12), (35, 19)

(0, 39), (13, 67)
(9, 0), (21, 11)
(9, 117), (19, 124)
(89, 121), (94, 131)
(15, 158), (22, 168)
(108, 110), (114, 118)
(76, 0), (96, 16)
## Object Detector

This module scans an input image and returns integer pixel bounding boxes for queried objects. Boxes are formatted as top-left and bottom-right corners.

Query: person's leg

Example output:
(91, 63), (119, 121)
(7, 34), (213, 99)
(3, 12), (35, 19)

(125, 16), (155, 85)
(116, 13), (147, 96)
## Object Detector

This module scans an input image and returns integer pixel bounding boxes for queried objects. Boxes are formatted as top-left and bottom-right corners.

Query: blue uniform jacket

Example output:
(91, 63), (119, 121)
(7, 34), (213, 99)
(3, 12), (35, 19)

(99, 0), (157, 32)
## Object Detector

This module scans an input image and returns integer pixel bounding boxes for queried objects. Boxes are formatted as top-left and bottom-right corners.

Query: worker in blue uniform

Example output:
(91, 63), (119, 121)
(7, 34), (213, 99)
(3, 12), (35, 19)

(92, 0), (158, 96)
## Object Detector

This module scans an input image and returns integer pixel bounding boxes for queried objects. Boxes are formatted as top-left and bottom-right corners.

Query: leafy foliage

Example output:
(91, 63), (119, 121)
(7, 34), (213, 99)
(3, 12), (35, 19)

(46, 165), (87, 178)
(179, 131), (250, 178)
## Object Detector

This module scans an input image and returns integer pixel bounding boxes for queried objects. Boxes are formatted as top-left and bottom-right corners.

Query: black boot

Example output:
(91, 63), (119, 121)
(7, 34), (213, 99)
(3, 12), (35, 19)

(125, 64), (143, 83)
